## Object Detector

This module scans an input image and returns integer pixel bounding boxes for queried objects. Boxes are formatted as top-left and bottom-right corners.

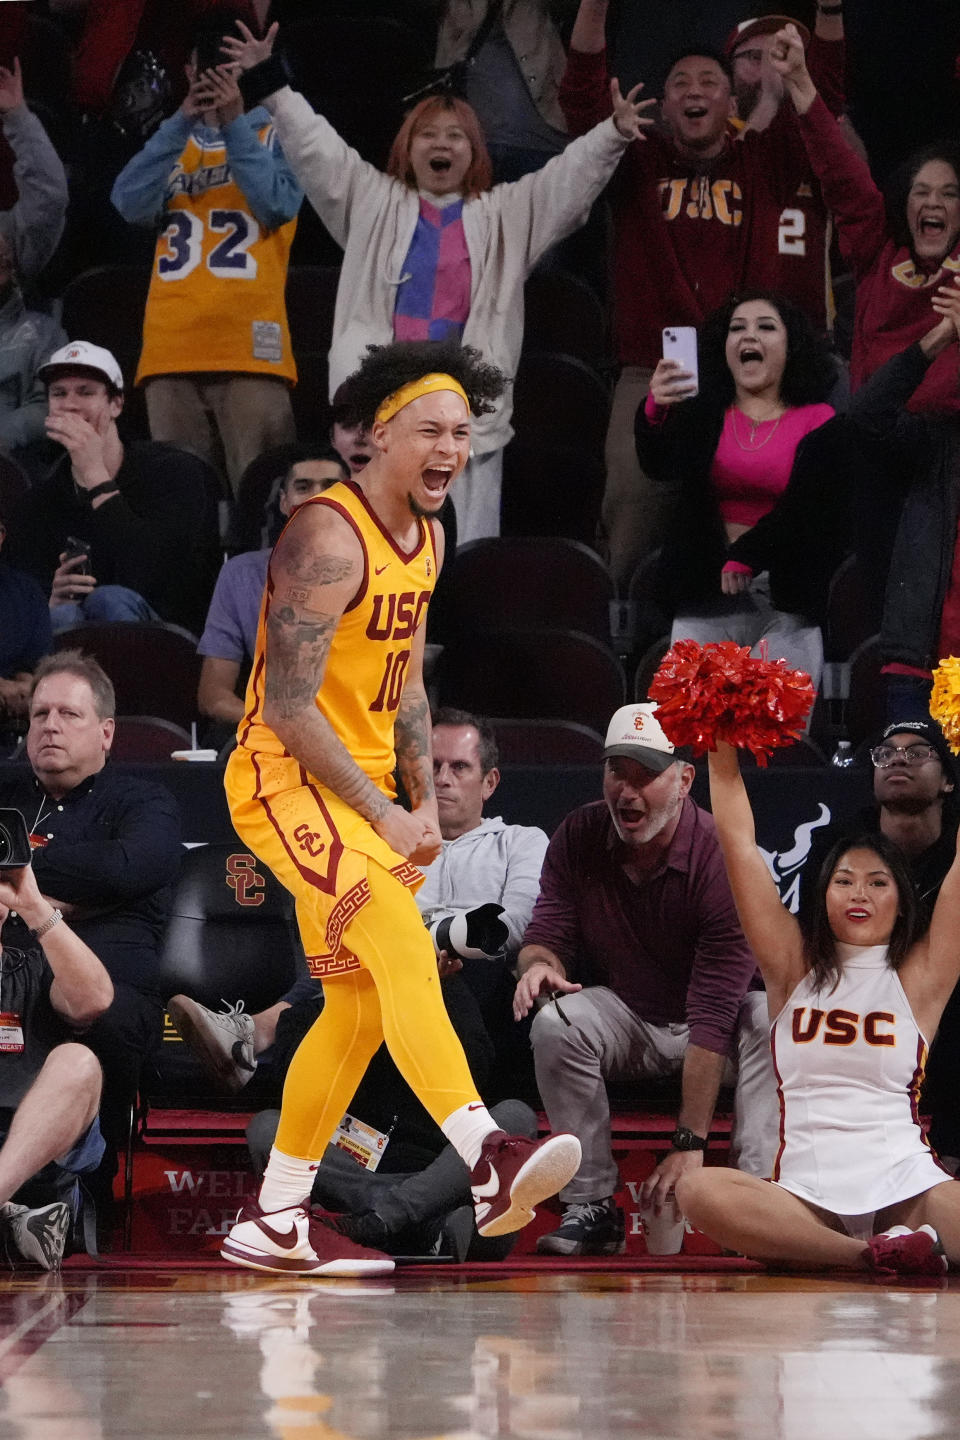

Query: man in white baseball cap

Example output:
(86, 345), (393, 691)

(513, 701), (777, 1256)
(37, 341), (125, 396)
(2, 339), (219, 635)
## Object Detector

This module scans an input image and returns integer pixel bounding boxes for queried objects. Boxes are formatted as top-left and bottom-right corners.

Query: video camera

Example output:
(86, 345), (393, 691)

(0, 810), (31, 869)
(427, 903), (509, 962)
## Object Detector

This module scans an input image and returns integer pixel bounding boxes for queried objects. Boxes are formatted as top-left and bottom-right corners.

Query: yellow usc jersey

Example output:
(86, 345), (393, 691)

(238, 480), (438, 791)
(136, 123), (297, 384)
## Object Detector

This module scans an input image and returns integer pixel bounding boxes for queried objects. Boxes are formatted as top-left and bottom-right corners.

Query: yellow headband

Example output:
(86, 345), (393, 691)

(375, 373), (470, 424)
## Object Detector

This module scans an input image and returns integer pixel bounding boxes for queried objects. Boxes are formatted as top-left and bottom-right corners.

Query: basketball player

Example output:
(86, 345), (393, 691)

(220, 338), (581, 1276)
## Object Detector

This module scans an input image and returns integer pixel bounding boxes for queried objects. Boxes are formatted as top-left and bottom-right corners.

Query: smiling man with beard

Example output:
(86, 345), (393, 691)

(513, 702), (775, 1256)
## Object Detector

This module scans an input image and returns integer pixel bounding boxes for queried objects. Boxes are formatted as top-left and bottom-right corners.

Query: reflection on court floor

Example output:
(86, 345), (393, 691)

(0, 1269), (958, 1439)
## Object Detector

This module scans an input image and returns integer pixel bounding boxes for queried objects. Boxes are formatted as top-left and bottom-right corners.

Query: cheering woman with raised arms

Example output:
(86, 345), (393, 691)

(676, 737), (960, 1277)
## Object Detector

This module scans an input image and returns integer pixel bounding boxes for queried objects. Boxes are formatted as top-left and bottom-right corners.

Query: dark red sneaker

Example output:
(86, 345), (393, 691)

(470, 1130), (582, 1237)
(221, 1201), (395, 1276)
(865, 1225), (948, 1280)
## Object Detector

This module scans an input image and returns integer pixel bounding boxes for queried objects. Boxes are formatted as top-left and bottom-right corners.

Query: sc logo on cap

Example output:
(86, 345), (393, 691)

(634, 715), (645, 731)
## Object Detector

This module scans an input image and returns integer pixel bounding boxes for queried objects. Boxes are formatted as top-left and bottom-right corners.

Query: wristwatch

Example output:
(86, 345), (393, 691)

(670, 1125), (707, 1152)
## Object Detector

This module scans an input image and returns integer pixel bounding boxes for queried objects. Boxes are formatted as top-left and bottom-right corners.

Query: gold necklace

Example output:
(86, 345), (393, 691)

(730, 404), (786, 452)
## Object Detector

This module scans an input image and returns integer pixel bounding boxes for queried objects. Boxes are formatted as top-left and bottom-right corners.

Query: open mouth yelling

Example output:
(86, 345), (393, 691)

(683, 104), (708, 122)
(421, 464), (454, 499)
(917, 215), (946, 239)
(738, 346), (763, 366)
(429, 157), (452, 175)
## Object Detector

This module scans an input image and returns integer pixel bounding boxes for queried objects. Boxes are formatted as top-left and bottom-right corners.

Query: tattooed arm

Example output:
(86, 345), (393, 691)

(262, 503), (435, 860)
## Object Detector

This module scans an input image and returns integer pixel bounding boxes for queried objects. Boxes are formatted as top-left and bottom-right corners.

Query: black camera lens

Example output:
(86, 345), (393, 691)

(0, 810), (32, 869)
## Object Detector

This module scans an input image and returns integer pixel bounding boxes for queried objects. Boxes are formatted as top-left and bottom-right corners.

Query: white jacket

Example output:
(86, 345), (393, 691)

(265, 86), (630, 452)
(417, 815), (549, 957)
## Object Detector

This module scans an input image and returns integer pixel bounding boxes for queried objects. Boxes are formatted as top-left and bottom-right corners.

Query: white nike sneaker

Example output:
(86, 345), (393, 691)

(222, 1201), (395, 1276)
(470, 1130), (582, 1237)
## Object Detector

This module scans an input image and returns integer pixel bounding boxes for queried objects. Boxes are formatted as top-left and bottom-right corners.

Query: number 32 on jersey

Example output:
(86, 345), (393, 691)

(157, 208), (259, 280)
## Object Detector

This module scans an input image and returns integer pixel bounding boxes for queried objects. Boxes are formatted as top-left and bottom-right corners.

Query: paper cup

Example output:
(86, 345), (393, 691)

(638, 1197), (686, 1255)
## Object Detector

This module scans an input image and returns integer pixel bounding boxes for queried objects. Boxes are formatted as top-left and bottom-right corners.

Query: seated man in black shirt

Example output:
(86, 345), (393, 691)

(3, 341), (220, 636)
(0, 839), (114, 1269)
(0, 650), (182, 1157)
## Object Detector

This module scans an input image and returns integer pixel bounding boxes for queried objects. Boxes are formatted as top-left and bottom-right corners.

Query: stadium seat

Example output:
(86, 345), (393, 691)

(155, 844), (300, 1020)
(60, 265), (152, 437)
(633, 635), (672, 702)
(53, 621), (202, 730)
(522, 269), (608, 369)
(489, 718), (605, 766)
(500, 440), (605, 545)
(510, 351), (611, 454)
(442, 536), (615, 646)
(111, 716), (192, 762)
(437, 627), (626, 734)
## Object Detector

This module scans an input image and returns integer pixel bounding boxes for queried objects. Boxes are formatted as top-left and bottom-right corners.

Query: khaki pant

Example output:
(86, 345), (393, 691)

(531, 987), (779, 1202)
(145, 373), (295, 496)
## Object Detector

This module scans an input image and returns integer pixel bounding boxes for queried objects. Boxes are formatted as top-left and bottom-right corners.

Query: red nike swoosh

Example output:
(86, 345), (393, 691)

(467, 1103), (484, 1111)
(375, 564), (389, 575)
(256, 1217), (300, 1249)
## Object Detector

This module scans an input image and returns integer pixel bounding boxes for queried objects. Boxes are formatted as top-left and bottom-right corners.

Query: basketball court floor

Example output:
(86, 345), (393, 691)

(2, 1264), (959, 1439)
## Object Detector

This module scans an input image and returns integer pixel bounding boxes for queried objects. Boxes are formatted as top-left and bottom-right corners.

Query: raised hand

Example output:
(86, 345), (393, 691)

(649, 357), (697, 407)
(220, 19), (278, 72)
(769, 24), (808, 82)
(0, 57), (24, 116)
(931, 275), (960, 340)
(610, 78), (657, 141)
(194, 64), (243, 126)
(50, 552), (97, 610)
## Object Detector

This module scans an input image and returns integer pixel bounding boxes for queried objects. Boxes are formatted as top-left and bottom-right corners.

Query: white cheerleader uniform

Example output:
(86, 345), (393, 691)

(770, 942), (952, 1236)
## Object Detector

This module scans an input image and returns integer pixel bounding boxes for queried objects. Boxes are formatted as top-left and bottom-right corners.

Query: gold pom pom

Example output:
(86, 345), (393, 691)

(929, 657), (960, 754)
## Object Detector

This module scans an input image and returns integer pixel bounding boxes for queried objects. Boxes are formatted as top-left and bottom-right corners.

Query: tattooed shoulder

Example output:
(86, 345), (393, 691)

(277, 538), (357, 587)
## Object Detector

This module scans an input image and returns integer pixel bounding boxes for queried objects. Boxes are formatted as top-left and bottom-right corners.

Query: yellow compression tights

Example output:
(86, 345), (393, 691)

(275, 861), (483, 1160)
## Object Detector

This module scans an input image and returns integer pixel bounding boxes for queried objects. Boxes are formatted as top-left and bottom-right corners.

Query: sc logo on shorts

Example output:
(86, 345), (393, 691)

(293, 823), (327, 859)
(225, 853), (265, 906)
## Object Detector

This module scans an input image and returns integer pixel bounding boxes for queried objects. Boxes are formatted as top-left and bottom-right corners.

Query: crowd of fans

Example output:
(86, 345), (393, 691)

(0, 0), (958, 1266)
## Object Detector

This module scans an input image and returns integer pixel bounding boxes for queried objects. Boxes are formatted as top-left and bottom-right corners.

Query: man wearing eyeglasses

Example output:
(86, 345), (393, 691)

(800, 717), (960, 1163)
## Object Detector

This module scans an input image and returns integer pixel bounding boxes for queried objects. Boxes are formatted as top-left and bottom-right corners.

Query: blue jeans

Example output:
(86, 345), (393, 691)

(51, 585), (159, 633)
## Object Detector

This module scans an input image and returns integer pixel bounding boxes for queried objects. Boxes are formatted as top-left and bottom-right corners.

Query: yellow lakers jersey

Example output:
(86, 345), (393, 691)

(136, 123), (297, 384)
(238, 480), (438, 789)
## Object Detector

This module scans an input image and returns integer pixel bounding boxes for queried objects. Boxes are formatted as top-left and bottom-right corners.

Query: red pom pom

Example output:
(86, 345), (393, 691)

(648, 639), (816, 766)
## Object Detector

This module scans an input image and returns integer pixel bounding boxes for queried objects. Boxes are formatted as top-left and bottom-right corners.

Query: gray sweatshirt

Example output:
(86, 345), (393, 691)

(417, 815), (549, 958)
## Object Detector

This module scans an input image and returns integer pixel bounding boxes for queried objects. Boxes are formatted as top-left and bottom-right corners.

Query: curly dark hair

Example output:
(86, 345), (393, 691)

(801, 831), (922, 993)
(338, 339), (505, 430)
(696, 289), (837, 408)
(884, 143), (960, 256)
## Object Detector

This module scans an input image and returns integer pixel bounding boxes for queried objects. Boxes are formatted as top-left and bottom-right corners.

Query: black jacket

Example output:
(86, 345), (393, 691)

(848, 343), (960, 671)
(634, 396), (851, 623)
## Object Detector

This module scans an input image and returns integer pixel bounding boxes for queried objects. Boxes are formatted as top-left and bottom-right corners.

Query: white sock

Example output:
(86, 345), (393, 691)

(258, 1146), (319, 1214)
(441, 1103), (500, 1170)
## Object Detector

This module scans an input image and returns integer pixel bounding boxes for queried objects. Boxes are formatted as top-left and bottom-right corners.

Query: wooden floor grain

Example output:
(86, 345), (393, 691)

(0, 1268), (957, 1439)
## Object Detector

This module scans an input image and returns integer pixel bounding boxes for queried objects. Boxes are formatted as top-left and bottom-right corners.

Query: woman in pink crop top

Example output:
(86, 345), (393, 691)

(635, 290), (847, 690)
